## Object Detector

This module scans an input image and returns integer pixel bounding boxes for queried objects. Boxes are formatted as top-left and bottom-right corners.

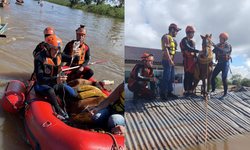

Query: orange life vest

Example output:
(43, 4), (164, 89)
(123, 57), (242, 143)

(180, 38), (195, 57)
(128, 64), (154, 87)
(216, 42), (232, 62)
(68, 40), (87, 66)
(33, 51), (62, 84)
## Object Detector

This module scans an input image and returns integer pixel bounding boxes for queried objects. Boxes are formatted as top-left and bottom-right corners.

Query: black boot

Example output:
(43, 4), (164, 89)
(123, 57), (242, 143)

(168, 92), (178, 99)
(132, 93), (139, 104)
(160, 93), (168, 101)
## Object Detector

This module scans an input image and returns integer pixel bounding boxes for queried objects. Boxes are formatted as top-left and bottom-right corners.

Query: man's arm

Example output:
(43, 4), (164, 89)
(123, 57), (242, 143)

(213, 43), (231, 54)
(182, 38), (199, 53)
(162, 35), (171, 60)
(135, 66), (151, 81)
(92, 83), (124, 113)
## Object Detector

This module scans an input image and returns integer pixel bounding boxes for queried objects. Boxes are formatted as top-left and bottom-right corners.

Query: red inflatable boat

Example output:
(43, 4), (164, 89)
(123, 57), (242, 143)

(1, 80), (124, 150)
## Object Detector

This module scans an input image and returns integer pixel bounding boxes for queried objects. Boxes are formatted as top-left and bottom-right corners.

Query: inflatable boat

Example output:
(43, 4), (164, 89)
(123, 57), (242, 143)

(1, 80), (124, 150)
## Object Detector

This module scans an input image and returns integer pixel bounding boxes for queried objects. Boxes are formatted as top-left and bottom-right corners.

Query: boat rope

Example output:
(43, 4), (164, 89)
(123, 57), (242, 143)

(105, 132), (122, 150)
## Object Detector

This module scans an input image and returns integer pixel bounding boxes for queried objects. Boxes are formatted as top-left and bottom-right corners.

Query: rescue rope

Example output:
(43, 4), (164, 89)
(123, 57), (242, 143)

(105, 132), (122, 150)
(204, 96), (208, 150)
(204, 44), (210, 150)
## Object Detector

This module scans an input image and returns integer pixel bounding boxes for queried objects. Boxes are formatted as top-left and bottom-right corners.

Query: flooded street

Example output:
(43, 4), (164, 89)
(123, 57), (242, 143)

(0, 0), (123, 149)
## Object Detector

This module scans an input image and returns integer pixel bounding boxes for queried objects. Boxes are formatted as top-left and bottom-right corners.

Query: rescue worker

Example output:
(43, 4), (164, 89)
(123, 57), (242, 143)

(210, 33), (232, 100)
(128, 53), (157, 103)
(160, 23), (180, 100)
(63, 25), (94, 81)
(89, 83), (125, 135)
(33, 27), (55, 58)
(180, 26), (203, 97)
(34, 35), (81, 119)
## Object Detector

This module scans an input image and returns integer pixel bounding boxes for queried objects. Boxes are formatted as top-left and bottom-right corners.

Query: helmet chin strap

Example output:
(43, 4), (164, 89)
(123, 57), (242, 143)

(144, 61), (149, 68)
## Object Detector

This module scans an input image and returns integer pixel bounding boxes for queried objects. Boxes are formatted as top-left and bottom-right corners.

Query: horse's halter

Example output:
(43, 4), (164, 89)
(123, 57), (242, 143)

(203, 38), (211, 57)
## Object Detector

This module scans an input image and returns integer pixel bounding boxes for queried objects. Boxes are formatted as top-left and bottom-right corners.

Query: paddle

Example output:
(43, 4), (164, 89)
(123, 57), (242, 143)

(0, 35), (6, 38)
(62, 59), (109, 72)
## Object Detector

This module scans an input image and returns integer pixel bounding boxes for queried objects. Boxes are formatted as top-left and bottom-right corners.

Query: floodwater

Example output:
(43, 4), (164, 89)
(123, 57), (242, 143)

(0, 0), (124, 149)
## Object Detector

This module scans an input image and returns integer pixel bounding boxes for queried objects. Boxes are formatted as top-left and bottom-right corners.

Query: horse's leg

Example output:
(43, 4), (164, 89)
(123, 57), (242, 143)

(192, 79), (199, 94)
(202, 78), (206, 98)
(207, 65), (214, 99)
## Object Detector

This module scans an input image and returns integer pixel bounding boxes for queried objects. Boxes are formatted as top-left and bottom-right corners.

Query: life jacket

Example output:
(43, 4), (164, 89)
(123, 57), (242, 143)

(216, 42), (232, 62)
(67, 40), (88, 66)
(180, 38), (196, 57)
(33, 51), (62, 84)
(111, 90), (125, 113)
(33, 41), (46, 59)
(162, 34), (176, 55)
(128, 64), (154, 87)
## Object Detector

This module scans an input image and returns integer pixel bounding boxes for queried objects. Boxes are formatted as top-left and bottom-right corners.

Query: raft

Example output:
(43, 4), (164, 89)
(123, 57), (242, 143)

(0, 2), (10, 7)
(15, 1), (24, 5)
(1, 80), (124, 150)
(0, 23), (8, 35)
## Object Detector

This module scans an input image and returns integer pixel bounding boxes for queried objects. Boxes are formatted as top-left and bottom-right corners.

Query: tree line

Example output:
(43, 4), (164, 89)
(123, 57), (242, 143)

(45, 0), (124, 19)
(214, 74), (250, 89)
(70, 0), (124, 8)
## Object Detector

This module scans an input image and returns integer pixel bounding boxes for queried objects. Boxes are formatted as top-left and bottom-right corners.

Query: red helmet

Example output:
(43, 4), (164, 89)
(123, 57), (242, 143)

(45, 35), (62, 49)
(219, 33), (229, 40)
(76, 25), (87, 34)
(44, 27), (55, 35)
(186, 26), (195, 33)
(169, 23), (181, 31)
(141, 53), (154, 61)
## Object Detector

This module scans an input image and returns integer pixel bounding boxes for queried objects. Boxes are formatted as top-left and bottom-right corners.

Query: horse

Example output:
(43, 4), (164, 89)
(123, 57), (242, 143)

(192, 34), (214, 99)
(65, 79), (110, 124)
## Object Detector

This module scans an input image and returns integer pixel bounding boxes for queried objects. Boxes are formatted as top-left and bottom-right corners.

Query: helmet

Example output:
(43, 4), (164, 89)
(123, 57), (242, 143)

(45, 35), (62, 49)
(76, 24), (87, 34)
(44, 27), (55, 35)
(169, 23), (181, 31)
(186, 26), (195, 33)
(219, 33), (229, 40)
(141, 53), (154, 61)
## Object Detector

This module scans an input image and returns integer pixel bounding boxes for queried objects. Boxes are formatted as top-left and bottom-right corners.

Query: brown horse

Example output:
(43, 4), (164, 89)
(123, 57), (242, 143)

(192, 34), (214, 99)
(64, 79), (107, 124)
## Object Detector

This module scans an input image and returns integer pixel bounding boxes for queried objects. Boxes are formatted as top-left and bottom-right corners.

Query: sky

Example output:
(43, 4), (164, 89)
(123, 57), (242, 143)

(125, 0), (250, 81)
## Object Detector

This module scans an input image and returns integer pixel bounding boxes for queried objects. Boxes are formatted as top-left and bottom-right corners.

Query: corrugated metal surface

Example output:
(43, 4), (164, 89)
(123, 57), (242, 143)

(125, 89), (250, 150)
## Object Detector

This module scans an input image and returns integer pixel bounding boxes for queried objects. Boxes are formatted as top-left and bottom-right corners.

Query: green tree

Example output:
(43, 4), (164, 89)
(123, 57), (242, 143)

(84, 0), (92, 5)
(93, 0), (105, 5)
(70, 0), (81, 7)
(230, 74), (242, 86)
(227, 79), (232, 85)
(215, 76), (222, 88)
(108, 0), (124, 7)
(241, 78), (250, 87)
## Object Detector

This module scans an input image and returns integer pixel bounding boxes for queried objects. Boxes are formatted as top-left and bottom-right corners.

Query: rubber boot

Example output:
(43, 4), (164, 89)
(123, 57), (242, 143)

(132, 93), (139, 104)
(58, 108), (69, 119)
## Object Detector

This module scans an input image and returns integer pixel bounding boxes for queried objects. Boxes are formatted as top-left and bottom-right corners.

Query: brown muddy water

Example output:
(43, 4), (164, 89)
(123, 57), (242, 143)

(0, 0), (123, 149)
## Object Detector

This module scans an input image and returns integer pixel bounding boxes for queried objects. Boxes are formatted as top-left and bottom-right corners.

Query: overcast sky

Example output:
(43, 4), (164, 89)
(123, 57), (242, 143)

(125, 0), (250, 80)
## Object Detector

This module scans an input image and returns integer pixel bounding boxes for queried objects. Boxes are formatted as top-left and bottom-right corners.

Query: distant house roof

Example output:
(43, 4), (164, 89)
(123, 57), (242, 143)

(125, 46), (183, 65)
